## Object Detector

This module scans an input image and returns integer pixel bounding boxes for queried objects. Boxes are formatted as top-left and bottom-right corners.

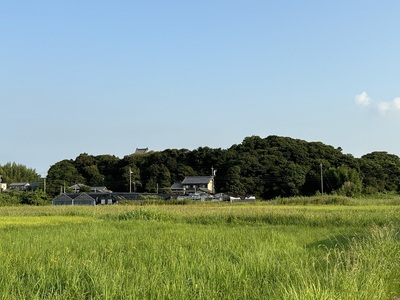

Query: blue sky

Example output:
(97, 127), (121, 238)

(2, 1), (400, 174)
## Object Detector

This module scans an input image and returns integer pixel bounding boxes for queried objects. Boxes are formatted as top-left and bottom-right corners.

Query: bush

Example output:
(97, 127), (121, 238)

(0, 191), (51, 206)
(20, 191), (51, 205)
(0, 192), (20, 206)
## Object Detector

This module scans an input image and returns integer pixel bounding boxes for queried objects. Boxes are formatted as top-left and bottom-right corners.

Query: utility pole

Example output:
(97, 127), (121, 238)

(320, 163), (324, 194)
(42, 173), (47, 194)
(211, 166), (217, 194)
(129, 168), (133, 193)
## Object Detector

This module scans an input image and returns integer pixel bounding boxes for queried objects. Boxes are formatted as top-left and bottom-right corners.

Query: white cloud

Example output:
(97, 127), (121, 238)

(354, 91), (371, 106)
(354, 92), (400, 116)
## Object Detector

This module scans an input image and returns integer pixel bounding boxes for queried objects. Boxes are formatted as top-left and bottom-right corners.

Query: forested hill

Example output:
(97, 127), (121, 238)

(45, 135), (400, 198)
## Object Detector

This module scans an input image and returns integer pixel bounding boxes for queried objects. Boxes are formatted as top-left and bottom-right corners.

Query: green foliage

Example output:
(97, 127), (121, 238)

(75, 153), (104, 186)
(120, 164), (140, 192)
(0, 191), (21, 206)
(20, 191), (51, 205)
(0, 162), (40, 183)
(144, 164), (171, 193)
(359, 151), (400, 193)
(46, 160), (85, 195)
(41, 135), (400, 199)
(325, 165), (362, 196)
(0, 191), (50, 206)
(79, 185), (91, 193)
(225, 166), (245, 195)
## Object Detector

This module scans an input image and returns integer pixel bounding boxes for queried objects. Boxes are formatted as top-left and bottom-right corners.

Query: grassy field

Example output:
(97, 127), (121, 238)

(0, 196), (399, 299)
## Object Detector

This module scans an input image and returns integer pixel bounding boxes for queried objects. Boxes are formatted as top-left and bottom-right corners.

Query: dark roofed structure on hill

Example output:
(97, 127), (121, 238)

(135, 148), (149, 154)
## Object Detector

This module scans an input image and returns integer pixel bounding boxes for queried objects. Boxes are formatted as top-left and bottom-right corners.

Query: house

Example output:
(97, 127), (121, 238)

(180, 176), (215, 194)
(69, 184), (111, 193)
(90, 186), (111, 193)
(135, 148), (148, 154)
(70, 184), (86, 193)
(0, 175), (5, 192)
(29, 180), (43, 191)
(8, 182), (30, 191)
(171, 182), (184, 194)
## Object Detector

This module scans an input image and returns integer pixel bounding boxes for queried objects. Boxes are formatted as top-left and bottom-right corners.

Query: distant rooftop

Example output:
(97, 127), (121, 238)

(135, 148), (149, 154)
(182, 176), (213, 185)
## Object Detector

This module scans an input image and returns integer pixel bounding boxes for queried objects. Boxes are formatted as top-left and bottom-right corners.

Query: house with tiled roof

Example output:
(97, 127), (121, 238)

(172, 175), (215, 194)
(8, 182), (30, 191)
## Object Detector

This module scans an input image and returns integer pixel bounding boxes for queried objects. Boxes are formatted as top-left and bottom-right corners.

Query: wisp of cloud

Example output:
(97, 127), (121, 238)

(354, 92), (400, 115)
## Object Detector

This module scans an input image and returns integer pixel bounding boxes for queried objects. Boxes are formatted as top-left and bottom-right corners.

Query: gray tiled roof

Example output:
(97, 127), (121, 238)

(182, 176), (212, 185)
(135, 148), (148, 154)
(9, 182), (30, 186)
(171, 182), (184, 189)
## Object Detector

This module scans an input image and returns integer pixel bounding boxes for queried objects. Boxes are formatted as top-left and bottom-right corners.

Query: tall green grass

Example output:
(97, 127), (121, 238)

(0, 202), (399, 299)
(270, 194), (400, 206)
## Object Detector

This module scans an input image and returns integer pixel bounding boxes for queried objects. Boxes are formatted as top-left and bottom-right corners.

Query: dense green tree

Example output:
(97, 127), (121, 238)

(188, 147), (224, 176)
(83, 165), (104, 186)
(0, 162), (40, 183)
(47, 160), (85, 196)
(225, 166), (245, 195)
(74, 153), (101, 185)
(144, 164), (171, 193)
(120, 164), (141, 192)
(0, 191), (50, 205)
(75, 153), (95, 172)
(175, 165), (196, 182)
(0, 191), (20, 205)
(20, 191), (51, 205)
(359, 152), (400, 193)
(324, 165), (362, 196)
(95, 154), (121, 190)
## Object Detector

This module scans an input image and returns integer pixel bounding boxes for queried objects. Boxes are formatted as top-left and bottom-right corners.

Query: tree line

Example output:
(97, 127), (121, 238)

(40, 135), (400, 199)
(0, 162), (41, 184)
(1, 135), (399, 200)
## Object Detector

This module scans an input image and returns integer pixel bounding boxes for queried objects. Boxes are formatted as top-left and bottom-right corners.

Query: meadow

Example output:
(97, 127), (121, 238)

(0, 196), (399, 299)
